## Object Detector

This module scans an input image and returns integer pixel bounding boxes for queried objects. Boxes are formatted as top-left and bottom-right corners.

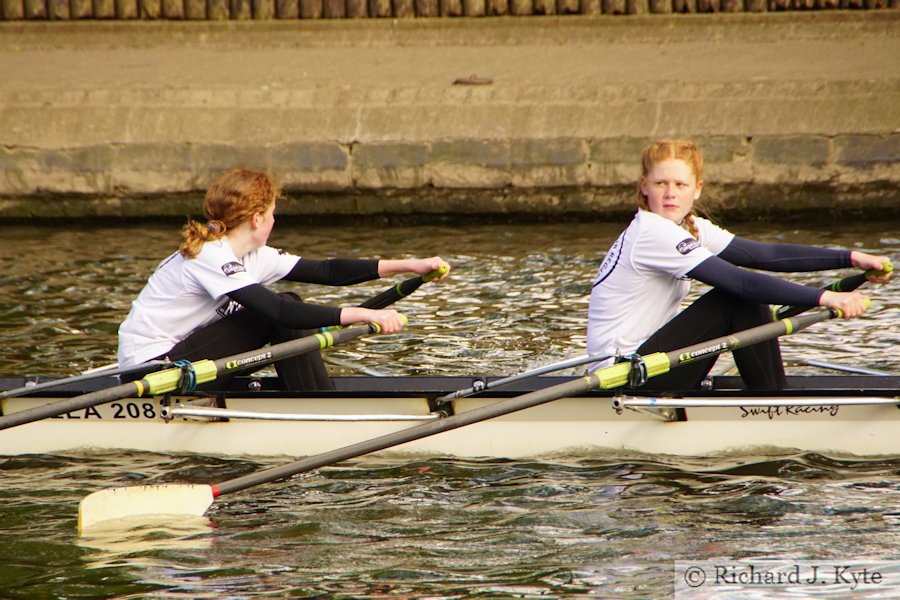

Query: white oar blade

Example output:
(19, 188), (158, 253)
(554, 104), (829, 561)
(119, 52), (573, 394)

(78, 484), (215, 534)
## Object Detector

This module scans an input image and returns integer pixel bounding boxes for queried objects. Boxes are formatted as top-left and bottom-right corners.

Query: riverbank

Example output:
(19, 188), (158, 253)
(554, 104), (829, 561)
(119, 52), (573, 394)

(1, 12), (898, 220)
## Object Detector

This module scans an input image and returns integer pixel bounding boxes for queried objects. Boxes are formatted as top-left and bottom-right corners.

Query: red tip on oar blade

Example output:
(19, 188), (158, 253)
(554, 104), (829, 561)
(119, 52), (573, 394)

(77, 484), (215, 535)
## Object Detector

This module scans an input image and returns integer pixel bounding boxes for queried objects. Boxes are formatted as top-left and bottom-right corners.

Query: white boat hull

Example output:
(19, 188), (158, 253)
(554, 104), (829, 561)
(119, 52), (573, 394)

(2, 375), (898, 458)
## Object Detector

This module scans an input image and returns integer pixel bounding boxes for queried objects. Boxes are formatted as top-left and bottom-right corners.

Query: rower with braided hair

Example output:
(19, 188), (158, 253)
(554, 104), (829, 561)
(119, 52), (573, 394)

(586, 139), (891, 390)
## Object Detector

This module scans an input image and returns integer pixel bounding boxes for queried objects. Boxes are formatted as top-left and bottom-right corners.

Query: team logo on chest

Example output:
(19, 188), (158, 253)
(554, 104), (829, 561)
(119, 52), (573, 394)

(221, 261), (246, 276)
(676, 238), (700, 255)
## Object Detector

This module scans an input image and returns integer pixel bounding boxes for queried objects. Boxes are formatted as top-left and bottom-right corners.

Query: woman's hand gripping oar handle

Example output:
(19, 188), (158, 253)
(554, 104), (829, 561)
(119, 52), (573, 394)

(358, 264), (449, 310)
(773, 261), (892, 320)
(0, 322), (394, 432)
(77, 307), (844, 533)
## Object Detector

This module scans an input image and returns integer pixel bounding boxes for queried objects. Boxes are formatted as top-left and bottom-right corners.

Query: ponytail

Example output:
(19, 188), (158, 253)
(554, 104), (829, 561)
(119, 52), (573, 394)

(179, 219), (228, 259)
(177, 168), (280, 260)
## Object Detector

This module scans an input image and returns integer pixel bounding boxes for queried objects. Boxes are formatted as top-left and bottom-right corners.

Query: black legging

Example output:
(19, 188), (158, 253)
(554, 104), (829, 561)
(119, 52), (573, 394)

(147, 292), (334, 392)
(634, 288), (787, 391)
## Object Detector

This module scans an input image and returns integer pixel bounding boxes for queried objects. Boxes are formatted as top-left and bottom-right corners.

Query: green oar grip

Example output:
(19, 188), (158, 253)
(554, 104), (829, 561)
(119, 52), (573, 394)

(592, 353), (670, 390)
(422, 264), (449, 283)
(138, 360), (217, 396)
(327, 314), (407, 334)
(824, 261), (891, 293)
(867, 260), (893, 278)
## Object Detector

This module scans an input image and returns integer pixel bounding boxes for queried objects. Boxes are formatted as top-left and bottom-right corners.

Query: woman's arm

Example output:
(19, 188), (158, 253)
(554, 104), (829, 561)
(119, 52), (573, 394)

(688, 256), (822, 306)
(689, 256), (872, 319)
(284, 256), (451, 285)
(228, 284), (342, 329)
(377, 257), (450, 279)
(283, 258), (380, 286)
(227, 284), (408, 333)
(718, 237), (852, 271)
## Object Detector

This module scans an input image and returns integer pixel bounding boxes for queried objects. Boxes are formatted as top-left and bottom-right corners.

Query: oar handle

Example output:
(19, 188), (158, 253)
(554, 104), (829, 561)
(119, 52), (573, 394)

(422, 264), (450, 283)
(358, 265), (448, 310)
(773, 263), (892, 320)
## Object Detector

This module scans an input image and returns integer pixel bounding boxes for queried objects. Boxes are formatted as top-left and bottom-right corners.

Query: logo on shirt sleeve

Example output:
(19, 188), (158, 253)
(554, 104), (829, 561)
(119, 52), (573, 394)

(676, 238), (701, 255)
(217, 300), (245, 317)
(221, 261), (246, 276)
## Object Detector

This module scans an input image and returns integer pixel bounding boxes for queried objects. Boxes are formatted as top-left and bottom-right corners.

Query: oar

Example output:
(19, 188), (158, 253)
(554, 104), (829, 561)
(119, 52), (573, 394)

(791, 359), (896, 376)
(77, 305), (845, 533)
(0, 322), (389, 432)
(322, 355), (387, 377)
(358, 264), (449, 310)
(774, 262), (893, 320)
(433, 353), (610, 406)
(0, 360), (171, 401)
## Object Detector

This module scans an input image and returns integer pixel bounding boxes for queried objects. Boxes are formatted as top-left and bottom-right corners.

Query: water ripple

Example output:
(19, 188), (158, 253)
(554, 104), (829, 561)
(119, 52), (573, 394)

(0, 220), (898, 598)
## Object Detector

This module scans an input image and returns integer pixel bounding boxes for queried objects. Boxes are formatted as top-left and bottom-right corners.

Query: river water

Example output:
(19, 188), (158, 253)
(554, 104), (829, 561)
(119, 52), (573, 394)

(0, 217), (898, 598)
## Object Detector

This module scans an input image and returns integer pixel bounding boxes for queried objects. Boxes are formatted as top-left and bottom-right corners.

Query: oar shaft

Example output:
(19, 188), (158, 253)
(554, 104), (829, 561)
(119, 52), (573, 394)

(667, 308), (836, 370)
(0, 360), (169, 401)
(214, 375), (595, 496)
(0, 381), (142, 430)
(214, 308), (839, 497)
(0, 324), (378, 431)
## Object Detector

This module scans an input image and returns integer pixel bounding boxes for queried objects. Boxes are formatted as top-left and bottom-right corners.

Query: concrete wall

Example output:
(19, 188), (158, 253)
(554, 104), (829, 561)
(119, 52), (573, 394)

(0, 13), (898, 220)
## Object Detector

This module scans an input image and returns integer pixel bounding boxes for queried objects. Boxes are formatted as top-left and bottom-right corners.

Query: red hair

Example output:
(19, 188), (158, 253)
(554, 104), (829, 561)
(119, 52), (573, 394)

(637, 139), (705, 238)
(179, 168), (281, 259)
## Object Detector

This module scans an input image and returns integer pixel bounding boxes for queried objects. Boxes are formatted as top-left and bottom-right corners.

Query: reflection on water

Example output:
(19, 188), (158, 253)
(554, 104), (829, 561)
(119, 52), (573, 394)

(78, 518), (214, 563)
(0, 219), (898, 598)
